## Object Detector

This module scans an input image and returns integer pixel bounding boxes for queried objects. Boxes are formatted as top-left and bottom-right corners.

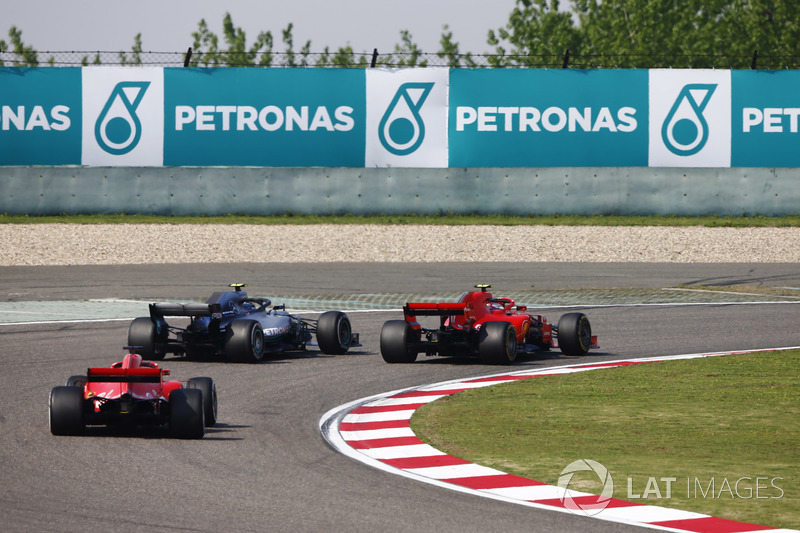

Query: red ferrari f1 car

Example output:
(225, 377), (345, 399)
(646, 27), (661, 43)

(49, 348), (217, 438)
(380, 285), (598, 364)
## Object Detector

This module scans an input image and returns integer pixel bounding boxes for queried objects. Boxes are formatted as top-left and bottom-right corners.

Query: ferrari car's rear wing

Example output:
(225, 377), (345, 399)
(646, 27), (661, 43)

(86, 367), (166, 383)
(150, 302), (223, 318)
(404, 303), (466, 329)
(403, 302), (466, 317)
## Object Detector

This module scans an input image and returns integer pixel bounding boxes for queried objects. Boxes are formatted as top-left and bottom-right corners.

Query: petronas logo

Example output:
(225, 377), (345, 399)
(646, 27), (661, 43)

(378, 82), (434, 156)
(661, 83), (717, 157)
(95, 81), (150, 155)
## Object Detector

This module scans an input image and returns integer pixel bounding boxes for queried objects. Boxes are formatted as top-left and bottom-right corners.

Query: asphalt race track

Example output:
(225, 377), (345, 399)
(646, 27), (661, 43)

(1, 263), (798, 533)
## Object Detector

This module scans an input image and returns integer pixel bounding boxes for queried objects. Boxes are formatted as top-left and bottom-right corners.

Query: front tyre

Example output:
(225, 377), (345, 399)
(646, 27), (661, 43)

(169, 388), (204, 439)
(187, 377), (218, 426)
(316, 311), (352, 355)
(557, 312), (592, 355)
(226, 320), (264, 363)
(128, 317), (166, 360)
(478, 321), (518, 365)
(380, 320), (418, 363)
(49, 386), (85, 436)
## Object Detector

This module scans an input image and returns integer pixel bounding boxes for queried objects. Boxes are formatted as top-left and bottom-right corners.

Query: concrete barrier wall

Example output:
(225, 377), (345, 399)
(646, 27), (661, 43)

(1, 166), (797, 217)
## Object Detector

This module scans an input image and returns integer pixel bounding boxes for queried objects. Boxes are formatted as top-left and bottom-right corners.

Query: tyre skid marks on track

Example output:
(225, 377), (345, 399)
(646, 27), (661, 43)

(321, 348), (800, 533)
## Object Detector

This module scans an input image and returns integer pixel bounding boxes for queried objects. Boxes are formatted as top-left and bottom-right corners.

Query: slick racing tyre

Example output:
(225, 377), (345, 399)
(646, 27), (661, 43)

(478, 321), (518, 365)
(380, 320), (419, 363)
(169, 388), (205, 439)
(316, 311), (352, 355)
(187, 377), (218, 426)
(49, 386), (85, 436)
(128, 317), (166, 360)
(65, 375), (85, 387)
(557, 312), (592, 356)
(226, 320), (264, 363)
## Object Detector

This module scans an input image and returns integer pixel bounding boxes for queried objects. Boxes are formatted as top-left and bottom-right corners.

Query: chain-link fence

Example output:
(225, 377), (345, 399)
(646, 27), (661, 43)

(1, 49), (799, 69)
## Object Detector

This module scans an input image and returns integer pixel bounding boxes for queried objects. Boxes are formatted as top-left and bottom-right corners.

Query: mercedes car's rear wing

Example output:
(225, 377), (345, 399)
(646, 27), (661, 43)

(149, 302), (223, 319)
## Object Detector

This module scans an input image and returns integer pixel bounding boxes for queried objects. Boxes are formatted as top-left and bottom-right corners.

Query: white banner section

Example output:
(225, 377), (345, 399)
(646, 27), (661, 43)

(365, 68), (449, 168)
(649, 69), (731, 168)
(81, 67), (164, 166)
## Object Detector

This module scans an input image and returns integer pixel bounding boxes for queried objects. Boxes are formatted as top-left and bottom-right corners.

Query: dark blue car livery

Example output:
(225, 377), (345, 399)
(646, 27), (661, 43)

(128, 284), (359, 363)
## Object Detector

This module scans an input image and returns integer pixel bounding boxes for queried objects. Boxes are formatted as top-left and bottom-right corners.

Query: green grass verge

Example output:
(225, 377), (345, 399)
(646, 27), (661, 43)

(411, 351), (799, 528)
(1, 213), (800, 226)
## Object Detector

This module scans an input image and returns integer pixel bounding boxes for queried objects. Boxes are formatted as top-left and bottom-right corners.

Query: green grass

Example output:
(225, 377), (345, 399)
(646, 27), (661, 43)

(411, 351), (800, 529)
(1, 213), (800, 226)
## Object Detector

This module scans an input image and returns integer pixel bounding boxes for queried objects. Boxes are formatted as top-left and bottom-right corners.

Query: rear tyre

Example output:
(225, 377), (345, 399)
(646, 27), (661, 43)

(226, 320), (264, 363)
(128, 317), (166, 360)
(557, 312), (592, 356)
(316, 311), (352, 355)
(187, 377), (218, 426)
(65, 375), (85, 387)
(169, 388), (204, 439)
(49, 386), (85, 436)
(380, 320), (418, 363)
(478, 321), (518, 365)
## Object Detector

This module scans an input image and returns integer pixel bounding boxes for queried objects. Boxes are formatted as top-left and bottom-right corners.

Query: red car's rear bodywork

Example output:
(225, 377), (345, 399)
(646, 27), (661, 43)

(404, 291), (555, 345)
(84, 353), (182, 424)
(381, 285), (598, 365)
(50, 349), (216, 438)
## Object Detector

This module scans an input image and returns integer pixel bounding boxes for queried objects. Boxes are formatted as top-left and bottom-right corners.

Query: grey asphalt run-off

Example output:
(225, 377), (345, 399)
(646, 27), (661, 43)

(2, 288), (799, 324)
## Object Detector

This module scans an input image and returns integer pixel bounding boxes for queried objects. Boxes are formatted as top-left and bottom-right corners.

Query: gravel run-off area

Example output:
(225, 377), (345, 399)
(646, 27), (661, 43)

(1, 224), (799, 265)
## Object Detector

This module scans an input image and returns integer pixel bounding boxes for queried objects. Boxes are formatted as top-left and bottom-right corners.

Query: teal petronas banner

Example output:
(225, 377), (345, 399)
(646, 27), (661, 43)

(0, 67), (81, 165)
(0, 66), (798, 168)
(164, 67), (365, 166)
